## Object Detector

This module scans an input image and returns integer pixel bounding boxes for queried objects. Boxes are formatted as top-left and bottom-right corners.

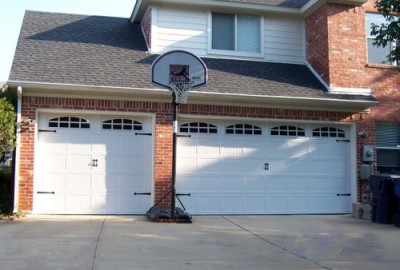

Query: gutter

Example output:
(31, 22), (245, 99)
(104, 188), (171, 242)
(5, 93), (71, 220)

(8, 80), (378, 113)
(130, 0), (369, 22)
(13, 86), (22, 213)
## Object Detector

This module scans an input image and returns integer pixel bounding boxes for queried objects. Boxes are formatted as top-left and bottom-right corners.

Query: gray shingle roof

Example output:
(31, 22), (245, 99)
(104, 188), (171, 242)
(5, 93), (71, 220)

(9, 11), (375, 104)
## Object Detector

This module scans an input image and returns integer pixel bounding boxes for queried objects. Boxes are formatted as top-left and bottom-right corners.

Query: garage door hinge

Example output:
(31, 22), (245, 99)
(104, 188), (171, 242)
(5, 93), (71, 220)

(135, 132), (152, 136)
(37, 191), (55, 194)
(337, 193), (351, 196)
(38, 129), (56, 133)
(134, 192), (151, 195)
(177, 134), (191, 138)
(336, 139), (350, 143)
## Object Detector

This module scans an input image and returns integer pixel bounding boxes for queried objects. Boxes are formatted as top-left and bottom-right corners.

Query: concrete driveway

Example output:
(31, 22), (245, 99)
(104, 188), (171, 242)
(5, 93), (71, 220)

(0, 215), (398, 270)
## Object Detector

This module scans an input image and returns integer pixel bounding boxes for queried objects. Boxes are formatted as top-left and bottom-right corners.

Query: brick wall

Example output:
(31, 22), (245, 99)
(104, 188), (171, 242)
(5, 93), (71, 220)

(18, 95), (359, 212)
(306, 0), (400, 202)
(141, 8), (152, 50)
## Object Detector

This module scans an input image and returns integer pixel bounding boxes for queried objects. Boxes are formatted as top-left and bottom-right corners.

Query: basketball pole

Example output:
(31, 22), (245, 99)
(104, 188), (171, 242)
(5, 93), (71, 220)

(171, 92), (177, 219)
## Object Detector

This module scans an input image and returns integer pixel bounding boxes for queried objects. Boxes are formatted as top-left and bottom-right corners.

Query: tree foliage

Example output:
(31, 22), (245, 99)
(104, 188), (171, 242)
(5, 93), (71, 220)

(0, 97), (16, 160)
(370, 0), (400, 64)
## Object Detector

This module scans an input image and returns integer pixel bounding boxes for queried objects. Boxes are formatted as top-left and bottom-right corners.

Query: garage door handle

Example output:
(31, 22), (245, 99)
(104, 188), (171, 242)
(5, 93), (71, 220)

(264, 163), (269, 170)
(37, 191), (55, 194)
(91, 159), (98, 167)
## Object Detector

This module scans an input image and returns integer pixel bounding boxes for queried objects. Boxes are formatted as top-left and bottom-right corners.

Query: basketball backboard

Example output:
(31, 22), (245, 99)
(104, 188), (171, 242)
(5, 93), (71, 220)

(151, 50), (208, 90)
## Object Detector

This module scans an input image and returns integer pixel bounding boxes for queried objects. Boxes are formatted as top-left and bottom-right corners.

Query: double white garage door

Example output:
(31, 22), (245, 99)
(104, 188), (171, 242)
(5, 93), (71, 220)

(34, 113), (351, 214)
(176, 120), (352, 214)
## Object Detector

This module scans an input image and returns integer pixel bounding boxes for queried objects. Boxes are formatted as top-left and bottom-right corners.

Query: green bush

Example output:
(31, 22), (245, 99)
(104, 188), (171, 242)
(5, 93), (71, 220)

(0, 167), (14, 216)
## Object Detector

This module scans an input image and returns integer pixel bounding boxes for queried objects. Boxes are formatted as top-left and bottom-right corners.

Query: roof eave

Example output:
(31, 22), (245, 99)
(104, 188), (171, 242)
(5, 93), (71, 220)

(130, 0), (369, 22)
(7, 81), (377, 113)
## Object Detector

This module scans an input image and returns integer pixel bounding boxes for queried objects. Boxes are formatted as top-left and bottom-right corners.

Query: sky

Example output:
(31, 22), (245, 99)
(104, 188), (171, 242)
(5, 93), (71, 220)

(0, 0), (137, 83)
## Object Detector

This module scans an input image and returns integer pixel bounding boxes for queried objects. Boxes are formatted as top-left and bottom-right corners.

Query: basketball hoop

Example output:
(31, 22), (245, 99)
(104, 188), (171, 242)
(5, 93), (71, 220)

(149, 50), (208, 220)
(169, 80), (194, 104)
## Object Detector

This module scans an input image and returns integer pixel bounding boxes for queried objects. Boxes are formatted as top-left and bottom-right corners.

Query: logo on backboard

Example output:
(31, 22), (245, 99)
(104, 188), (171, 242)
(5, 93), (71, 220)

(169, 65), (189, 83)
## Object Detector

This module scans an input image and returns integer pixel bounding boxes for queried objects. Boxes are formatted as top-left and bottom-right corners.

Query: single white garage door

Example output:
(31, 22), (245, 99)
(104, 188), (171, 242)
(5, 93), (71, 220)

(34, 113), (153, 214)
(176, 120), (351, 214)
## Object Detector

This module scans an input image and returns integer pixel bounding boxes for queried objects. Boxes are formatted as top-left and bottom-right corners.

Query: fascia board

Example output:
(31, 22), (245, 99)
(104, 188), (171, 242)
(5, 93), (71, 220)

(8, 81), (378, 113)
(130, 0), (369, 22)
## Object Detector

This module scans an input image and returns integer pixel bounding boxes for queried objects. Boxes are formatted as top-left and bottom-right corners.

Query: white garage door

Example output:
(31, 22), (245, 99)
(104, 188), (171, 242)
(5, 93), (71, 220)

(176, 120), (351, 214)
(34, 113), (153, 214)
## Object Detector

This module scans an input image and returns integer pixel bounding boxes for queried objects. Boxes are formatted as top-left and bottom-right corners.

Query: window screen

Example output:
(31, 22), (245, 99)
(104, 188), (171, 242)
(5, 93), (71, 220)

(366, 13), (397, 65)
(376, 122), (400, 173)
(212, 12), (260, 53)
(212, 13), (235, 50)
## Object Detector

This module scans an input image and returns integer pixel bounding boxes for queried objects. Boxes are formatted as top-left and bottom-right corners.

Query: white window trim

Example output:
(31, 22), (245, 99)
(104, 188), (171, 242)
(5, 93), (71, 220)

(207, 12), (264, 58)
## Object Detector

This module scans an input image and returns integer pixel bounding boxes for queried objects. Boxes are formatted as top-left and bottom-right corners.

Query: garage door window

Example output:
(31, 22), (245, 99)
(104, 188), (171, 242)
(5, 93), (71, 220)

(271, 125), (305, 136)
(48, 116), (90, 129)
(226, 124), (262, 135)
(102, 119), (143, 131)
(312, 127), (345, 138)
(180, 122), (218, 134)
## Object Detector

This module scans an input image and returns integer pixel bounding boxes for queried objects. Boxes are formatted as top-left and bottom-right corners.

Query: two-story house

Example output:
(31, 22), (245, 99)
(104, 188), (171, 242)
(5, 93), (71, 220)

(6, 0), (399, 215)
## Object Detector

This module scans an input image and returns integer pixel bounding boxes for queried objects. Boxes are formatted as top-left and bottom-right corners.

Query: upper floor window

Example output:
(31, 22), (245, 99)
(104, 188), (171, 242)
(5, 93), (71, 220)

(366, 13), (398, 66)
(211, 12), (261, 55)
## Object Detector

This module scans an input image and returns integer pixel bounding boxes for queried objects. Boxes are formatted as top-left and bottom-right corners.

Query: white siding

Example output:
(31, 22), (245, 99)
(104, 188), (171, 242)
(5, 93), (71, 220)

(152, 7), (305, 64)
(264, 16), (305, 63)
(155, 8), (208, 55)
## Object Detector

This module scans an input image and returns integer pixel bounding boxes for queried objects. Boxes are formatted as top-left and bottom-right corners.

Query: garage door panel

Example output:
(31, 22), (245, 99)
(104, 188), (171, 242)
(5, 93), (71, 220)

(288, 196), (309, 212)
(66, 173), (92, 191)
(200, 196), (222, 213)
(245, 176), (267, 192)
(223, 176), (244, 192)
(177, 158), (197, 173)
(35, 114), (153, 214)
(197, 158), (222, 173)
(120, 174), (147, 191)
(35, 194), (66, 214)
(39, 134), (68, 151)
(176, 175), (199, 191)
(68, 135), (93, 153)
(41, 154), (67, 172)
(197, 139), (221, 155)
(288, 177), (309, 193)
(223, 196), (244, 213)
(268, 177), (289, 192)
(200, 175), (223, 192)
(268, 196), (289, 213)
(245, 197), (266, 213)
(65, 195), (92, 213)
(68, 154), (92, 172)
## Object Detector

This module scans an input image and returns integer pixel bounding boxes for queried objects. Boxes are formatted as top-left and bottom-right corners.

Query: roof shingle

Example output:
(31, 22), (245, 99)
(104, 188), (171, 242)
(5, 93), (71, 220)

(9, 11), (375, 104)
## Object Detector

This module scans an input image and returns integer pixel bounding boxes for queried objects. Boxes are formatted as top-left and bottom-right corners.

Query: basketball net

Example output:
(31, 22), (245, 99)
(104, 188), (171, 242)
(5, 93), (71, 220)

(169, 80), (194, 104)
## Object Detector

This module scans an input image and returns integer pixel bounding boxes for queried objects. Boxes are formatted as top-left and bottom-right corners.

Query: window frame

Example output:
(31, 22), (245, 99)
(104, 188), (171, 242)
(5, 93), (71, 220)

(376, 122), (400, 173)
(366, 13), (399, 66)
(208, 11), (264, 58)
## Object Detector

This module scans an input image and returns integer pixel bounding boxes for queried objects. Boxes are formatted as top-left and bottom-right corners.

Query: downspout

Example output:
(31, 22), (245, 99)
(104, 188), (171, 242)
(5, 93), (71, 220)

(13, 86), (22, 213)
